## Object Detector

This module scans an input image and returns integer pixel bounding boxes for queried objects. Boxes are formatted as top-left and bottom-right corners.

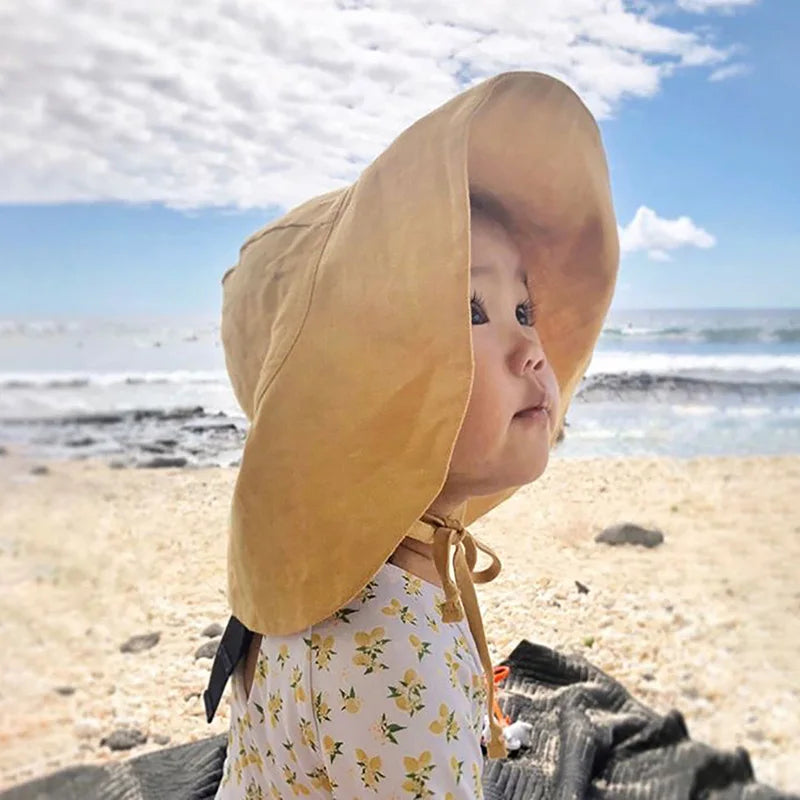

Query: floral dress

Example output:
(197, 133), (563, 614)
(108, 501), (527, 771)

(215, 560), (489, 799)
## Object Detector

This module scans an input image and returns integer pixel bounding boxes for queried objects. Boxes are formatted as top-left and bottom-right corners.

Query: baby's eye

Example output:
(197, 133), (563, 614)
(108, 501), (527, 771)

(518, 298), (536, 327)
(471, 292), (536, 327)
(470, 296), (487, 325)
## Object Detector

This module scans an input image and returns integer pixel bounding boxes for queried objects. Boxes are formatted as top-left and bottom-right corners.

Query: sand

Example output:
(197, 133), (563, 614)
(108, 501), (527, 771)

(0, 449), (798, 793)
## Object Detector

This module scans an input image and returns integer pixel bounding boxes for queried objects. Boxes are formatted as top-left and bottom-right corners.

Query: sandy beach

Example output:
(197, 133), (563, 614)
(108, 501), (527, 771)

(0, 449), (798, 794)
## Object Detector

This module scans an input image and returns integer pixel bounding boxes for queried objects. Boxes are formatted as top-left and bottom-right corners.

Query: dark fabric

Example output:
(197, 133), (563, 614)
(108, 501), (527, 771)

(0, 734), (227, 800)
(3, 639), (796, 800)
(483, 640), (797, 799)
(203, 616), (252, 724)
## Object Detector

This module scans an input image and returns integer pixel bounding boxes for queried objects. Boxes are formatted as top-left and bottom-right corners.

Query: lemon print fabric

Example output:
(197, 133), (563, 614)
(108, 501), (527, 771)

(215, 560), (488, 798)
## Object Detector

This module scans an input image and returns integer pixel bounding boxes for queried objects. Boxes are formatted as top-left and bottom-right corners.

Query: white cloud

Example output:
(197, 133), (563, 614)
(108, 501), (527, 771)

(0, 0), (748, 209)
(709, 62), (749, 81)
(676, 0), (758, 12)
(619, 206), (716, 261)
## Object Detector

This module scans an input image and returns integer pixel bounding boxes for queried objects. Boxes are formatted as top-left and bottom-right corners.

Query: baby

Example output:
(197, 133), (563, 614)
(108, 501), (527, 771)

(210, 70), (618, 799)
(387, 190), (560, 590)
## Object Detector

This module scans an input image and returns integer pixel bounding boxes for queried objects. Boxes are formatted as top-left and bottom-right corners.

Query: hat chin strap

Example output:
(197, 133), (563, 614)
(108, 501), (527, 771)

(416, 512), (507, 760)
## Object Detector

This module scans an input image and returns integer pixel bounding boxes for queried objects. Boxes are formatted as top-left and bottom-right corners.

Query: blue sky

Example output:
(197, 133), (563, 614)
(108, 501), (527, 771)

(0, 0), (797, 318)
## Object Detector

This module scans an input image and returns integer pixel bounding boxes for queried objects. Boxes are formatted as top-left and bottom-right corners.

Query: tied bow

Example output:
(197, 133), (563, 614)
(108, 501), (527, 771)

(420, 512), (507, 759)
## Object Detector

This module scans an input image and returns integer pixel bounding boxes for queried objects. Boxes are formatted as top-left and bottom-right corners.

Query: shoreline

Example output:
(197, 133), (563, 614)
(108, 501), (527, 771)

(0, 450), (798, 793)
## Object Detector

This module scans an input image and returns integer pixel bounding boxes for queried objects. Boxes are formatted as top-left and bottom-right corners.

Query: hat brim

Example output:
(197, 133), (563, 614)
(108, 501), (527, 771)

(222, 71), (618, 635)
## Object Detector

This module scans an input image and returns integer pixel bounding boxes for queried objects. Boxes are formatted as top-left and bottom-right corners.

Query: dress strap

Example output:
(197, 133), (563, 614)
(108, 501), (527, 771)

(203, 615), (253, 723)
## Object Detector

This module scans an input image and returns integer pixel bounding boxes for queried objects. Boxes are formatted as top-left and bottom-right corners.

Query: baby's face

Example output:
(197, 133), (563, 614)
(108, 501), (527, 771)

(433, 214), (560, 512)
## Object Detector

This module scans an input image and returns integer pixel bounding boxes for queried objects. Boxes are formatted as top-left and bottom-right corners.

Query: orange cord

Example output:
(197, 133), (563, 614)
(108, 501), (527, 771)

(490, 665), (512, 727)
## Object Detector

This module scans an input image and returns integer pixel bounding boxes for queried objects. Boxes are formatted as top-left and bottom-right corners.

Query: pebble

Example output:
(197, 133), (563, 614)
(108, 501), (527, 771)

(138, 457), (188, 469)
(100, 728), (147, 751)
(202, 622), (223, 638)
(195, 637), (221, 660)
(120, 632), (161, 653)
(595, 523), (664, 548)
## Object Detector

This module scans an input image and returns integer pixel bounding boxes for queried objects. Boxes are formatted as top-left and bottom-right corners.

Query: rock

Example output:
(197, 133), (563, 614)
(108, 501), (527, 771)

(30, 465), (50, 475)
(65, 437), (96, 447)
(100, 727), (147, 751)
(153, 733), (171, 746)
(201, 622), (223, 638)
(0, 446), (7, 456)
(109, 459), (128, 470)
(132, 407), (203, 422)
(595, 523), (664, 548)
(120, 632), (161, 653)
(54, 685), (76, 696)
(74, 717), (103, 740)
(195, 637), (221, 660)
(577, 372), (772, 402)
(140, 443), (173, 454)
(62, 412), (125, 426)
(182, 423), (238, 434)
(137, 457), (188, 469)
(575, 580), (590, 594)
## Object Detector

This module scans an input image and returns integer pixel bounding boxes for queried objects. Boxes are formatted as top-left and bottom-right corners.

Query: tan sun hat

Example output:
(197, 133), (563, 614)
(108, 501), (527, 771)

(220, 70), (619, 759)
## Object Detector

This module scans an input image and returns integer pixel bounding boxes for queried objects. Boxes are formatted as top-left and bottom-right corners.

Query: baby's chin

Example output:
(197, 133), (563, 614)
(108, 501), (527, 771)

(518, 453), (551, 487)
(456, 454), (551, 499)
(508, 441), (552, 486)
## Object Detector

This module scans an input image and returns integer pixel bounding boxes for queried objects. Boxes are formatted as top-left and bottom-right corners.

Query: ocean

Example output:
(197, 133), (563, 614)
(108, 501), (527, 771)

(0, 308), (798, 466)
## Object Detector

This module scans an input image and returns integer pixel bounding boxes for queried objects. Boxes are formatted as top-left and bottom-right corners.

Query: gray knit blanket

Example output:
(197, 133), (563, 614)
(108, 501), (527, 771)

(3, 639), (796, 800)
